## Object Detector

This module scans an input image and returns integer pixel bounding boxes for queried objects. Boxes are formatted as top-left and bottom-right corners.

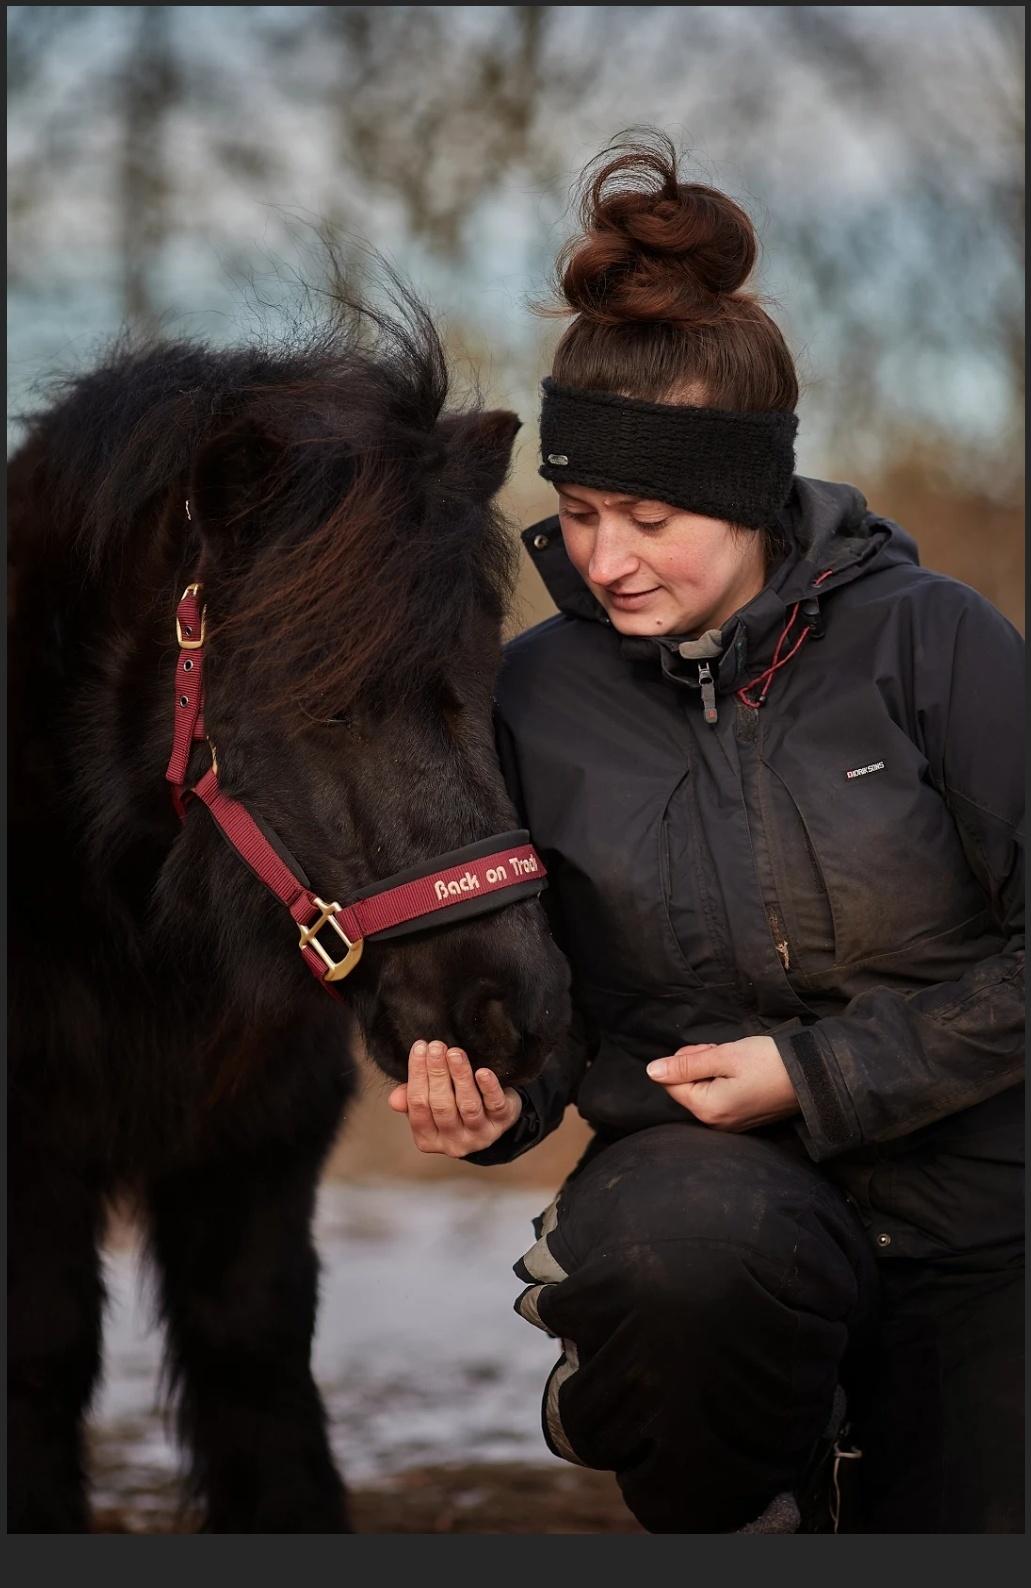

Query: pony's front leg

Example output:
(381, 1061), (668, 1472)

(8, 1145), (106, 1533)
(146, 1154), (350, 1534)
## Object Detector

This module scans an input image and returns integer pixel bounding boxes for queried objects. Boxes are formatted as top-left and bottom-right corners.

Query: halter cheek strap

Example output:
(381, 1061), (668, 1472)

(164, 581), (547, 994)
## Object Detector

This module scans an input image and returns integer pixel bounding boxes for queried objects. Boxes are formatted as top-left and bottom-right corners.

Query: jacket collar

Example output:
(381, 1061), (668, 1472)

(521, 475), (918, 694)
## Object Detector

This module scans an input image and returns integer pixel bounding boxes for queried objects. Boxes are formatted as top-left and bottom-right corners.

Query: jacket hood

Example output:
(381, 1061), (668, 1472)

(521, 475), (921, 695)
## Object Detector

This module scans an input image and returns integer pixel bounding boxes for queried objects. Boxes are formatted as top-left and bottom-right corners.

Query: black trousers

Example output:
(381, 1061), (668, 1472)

(513, 1123), (1024, 1534)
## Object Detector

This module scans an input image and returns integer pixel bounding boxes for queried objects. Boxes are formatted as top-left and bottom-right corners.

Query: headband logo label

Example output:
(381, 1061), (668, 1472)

(845, 760), (885, 780)
(546, 453), (568, 466)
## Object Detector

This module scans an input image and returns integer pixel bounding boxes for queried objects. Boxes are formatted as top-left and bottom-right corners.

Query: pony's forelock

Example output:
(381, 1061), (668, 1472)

(17, 279), (517, 722)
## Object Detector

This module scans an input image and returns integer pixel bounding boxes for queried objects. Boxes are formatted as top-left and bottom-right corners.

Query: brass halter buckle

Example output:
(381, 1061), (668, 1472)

(176, 582), (207, 650)
(298, 898), (365, 982)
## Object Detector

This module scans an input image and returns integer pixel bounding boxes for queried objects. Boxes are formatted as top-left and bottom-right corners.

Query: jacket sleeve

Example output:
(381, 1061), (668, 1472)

(462, 1000), (595, 1165)
(776, 586), (1024, 1162)
(464, 709), (594, 1167)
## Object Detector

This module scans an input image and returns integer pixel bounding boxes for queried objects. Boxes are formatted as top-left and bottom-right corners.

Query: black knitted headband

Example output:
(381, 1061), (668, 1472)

(538, 378), (798, 530)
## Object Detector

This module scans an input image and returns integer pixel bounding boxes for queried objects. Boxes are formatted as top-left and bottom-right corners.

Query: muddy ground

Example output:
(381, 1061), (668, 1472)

(92, 1098), (641, 1535)
(91, 1462), (642, 1534)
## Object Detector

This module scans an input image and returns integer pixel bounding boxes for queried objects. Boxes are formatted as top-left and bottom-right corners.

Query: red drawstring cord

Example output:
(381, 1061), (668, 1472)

(737, 605), (806, 709)
(736, 569), (836, 711)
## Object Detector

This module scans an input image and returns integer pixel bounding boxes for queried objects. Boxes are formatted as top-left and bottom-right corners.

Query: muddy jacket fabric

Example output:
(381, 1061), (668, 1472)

(478, 476), (1025, 1262)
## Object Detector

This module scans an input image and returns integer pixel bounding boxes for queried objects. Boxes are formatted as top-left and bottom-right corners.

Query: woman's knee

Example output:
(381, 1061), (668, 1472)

(527, 1229), (801, 1371)
(543, 1125), (867, 1327)
(584, 1233), (796, 1349)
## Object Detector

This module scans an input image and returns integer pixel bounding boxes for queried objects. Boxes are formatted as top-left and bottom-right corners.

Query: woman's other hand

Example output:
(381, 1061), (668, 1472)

(646, 1035), (800, 1131)
(387, 1039), (523, 1157)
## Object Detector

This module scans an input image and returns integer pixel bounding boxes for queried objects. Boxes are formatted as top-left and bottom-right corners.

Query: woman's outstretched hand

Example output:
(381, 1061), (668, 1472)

(387, 1039), (523, 1157)
(646, 1035), (800, 1131)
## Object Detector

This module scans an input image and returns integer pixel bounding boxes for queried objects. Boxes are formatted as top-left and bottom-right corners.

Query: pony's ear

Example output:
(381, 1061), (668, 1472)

(437, 409), (521, 500)
(188, 420), (282, 546)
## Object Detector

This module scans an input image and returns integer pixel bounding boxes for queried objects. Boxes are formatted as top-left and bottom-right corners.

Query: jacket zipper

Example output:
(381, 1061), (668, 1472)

(767, 903), (791, 971)
(736, 701), (796, 976)
(697, 662), (718, 726)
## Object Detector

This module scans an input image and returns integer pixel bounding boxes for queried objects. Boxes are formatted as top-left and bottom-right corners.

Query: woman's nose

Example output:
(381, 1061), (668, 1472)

(588, 527), (638, 586)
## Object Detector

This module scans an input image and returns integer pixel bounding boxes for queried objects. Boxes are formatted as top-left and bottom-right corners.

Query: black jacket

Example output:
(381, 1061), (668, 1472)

(478, 477), (1024, 1261)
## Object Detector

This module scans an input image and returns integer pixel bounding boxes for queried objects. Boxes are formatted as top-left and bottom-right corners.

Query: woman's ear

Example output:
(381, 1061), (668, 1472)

(437, 409), (522, 500)
(188, 420), (282, 550)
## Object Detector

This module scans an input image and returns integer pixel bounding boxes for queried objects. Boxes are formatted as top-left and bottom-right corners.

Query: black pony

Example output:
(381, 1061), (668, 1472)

(8, 287), (570, 1532)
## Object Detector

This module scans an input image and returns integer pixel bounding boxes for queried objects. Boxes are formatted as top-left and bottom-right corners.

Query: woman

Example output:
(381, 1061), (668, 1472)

(387, 136), (1024, 1533)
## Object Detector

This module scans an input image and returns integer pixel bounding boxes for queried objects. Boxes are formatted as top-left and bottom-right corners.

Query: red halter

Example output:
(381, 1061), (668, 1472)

(165, 581), (547, 995)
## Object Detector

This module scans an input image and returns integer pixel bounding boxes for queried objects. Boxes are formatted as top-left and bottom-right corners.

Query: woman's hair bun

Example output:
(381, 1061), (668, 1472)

(556, 131), (758, 325)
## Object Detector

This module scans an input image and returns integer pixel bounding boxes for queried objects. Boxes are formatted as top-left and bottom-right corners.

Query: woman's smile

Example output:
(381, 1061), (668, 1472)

(607, 585), (661, 610)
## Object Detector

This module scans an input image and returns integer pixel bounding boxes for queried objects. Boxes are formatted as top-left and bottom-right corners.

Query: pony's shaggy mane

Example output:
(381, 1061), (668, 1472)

(14, 280), (518, 720)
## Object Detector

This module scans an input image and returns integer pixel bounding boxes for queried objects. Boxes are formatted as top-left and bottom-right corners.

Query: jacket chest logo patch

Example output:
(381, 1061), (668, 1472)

(845, 760), (885, 780)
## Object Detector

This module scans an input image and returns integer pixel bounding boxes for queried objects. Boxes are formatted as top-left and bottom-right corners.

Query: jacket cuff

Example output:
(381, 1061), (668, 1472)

(775, 1026), (863, 1162)
(462, 1089), (545, 1166)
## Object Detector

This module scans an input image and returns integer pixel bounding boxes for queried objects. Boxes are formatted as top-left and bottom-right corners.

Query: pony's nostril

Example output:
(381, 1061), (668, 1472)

(479, 995), (507, 1027)
(455, 982), (518, 1055)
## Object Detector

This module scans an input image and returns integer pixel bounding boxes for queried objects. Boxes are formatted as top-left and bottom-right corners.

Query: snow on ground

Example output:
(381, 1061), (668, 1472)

(91, 1180), (567, 1515)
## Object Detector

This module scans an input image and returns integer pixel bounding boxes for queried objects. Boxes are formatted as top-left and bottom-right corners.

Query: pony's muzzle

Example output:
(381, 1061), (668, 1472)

(451, 976), (558, 1084)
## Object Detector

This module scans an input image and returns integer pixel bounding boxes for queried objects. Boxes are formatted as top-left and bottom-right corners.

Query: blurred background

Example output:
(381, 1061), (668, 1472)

(8, 3), (1024, 1531)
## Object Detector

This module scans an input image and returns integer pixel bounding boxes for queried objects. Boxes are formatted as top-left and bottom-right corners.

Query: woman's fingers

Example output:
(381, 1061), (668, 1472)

(425, 1040), (460, 1126)
(662, 1076), (716, 1116)
(476, 1068), (513, 1119)
(665, 1043), (718, 1065)
(447, 1048), (486, 1125)
(406, 1043), (436, 1139)
(647, 1047), (722, 1084)
(395, 1040), (518, 1155)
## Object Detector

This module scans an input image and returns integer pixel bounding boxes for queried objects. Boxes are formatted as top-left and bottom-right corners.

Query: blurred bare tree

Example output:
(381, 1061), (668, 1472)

(758, 5), (1024, 488)
(7, 5), (1024, 524)
(118, 8), (176, 328)
(7, 3), (285, 331)
(254, 6), (590, 250)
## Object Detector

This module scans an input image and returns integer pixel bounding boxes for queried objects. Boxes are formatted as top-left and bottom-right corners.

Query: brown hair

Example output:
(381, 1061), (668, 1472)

(547, 131), (798, 416)
(541, 133), (798, 563)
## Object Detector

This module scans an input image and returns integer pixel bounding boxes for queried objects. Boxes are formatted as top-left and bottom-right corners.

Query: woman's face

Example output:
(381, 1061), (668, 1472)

(555, 484), (767, 638)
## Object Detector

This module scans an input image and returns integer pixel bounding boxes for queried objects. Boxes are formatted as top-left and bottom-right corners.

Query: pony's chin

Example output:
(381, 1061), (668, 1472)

(357, 1017), (531, 1087)
(362, 1041), (410, 1084)
(355, 1008), (415, 1082)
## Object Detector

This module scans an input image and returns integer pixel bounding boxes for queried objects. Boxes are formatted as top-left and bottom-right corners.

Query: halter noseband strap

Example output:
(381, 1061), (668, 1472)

(164, 581), (547, 995)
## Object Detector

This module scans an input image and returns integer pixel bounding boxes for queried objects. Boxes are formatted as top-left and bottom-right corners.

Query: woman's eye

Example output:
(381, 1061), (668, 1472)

(633, 518), (669, 531)
(560, 508), (593, 522)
